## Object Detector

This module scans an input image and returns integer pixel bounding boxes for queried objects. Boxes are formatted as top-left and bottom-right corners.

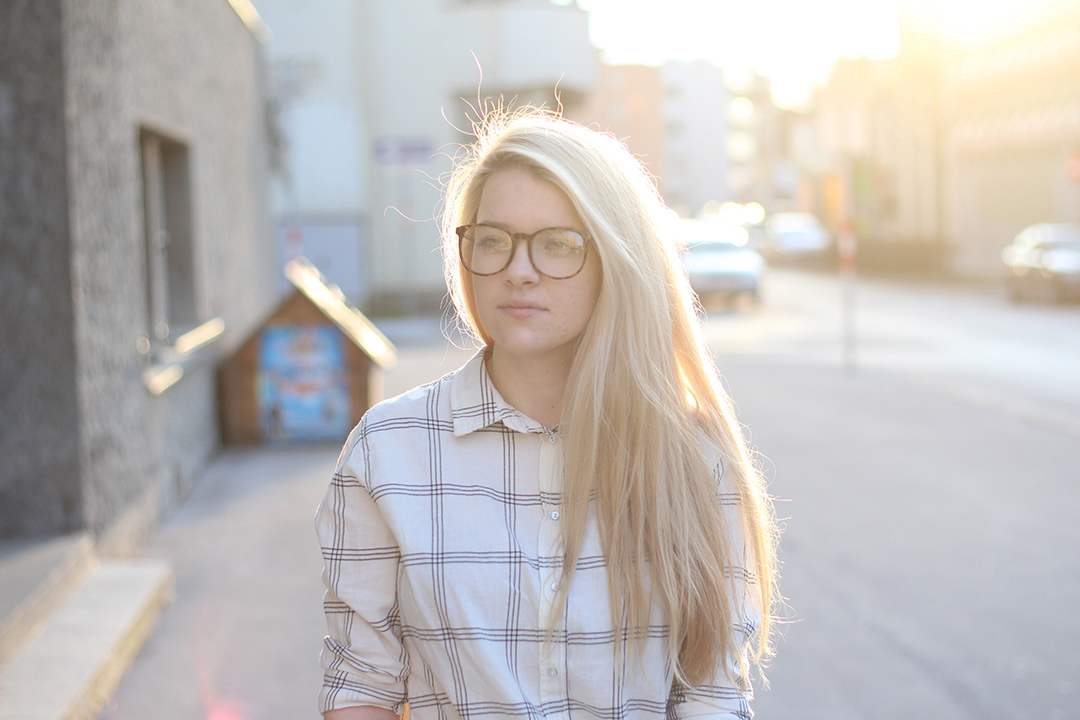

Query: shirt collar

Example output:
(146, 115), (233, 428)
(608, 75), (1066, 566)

(450, 352), (551, 437)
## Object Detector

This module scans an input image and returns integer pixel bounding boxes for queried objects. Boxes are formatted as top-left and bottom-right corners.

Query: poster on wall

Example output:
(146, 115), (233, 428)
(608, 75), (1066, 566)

(258, 324), (350, 442)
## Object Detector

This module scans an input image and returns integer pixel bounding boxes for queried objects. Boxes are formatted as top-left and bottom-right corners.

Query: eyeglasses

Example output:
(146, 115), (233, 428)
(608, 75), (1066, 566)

(456, 224), (591, 279)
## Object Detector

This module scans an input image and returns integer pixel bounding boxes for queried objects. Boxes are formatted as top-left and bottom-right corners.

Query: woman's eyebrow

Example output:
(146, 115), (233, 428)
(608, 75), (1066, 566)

(474, 220), (512, 230)
(474, 222), (585, 234)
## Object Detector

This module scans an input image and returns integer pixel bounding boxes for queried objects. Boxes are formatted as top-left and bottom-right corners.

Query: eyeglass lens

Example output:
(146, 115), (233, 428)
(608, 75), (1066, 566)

(460, 225), (587, 278)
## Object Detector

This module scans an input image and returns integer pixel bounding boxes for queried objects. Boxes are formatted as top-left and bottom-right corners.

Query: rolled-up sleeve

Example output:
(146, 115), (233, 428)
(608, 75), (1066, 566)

(315, 423), (409, 714)
(669, 594), (759, 720)
(669, 613), (757, 719)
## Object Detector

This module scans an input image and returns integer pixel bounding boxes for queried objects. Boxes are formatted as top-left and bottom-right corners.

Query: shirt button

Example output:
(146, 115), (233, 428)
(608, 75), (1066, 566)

(550, 511), (559, 521)
(547, 667), (558, 678)
(549, 581), (558, 592)
(547, 433), (557, 444)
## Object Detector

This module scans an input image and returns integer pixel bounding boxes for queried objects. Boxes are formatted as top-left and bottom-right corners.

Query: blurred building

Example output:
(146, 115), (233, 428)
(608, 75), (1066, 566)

(811, 1), (1080, 277)
(774, 107), (823, 214)
(944, 3), (1080, 276)
(727, 73), (798, 211)
(660, 61), (733, 216)
(572, 64), (668, 190)
(811, 50), (945, 271)
(253, 0), (598, 314)
(0, 0), (277, 547)
(579, 61), (800, 219)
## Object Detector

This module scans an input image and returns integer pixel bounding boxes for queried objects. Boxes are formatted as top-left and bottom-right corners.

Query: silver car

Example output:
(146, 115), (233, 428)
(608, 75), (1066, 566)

(678, 219), (765, 305)
(762, 212), (830, 262)
(1002, 223), (1080, 304)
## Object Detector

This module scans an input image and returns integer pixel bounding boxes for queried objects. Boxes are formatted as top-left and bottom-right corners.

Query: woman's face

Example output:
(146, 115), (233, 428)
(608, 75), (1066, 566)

(470, 169), (602, 370)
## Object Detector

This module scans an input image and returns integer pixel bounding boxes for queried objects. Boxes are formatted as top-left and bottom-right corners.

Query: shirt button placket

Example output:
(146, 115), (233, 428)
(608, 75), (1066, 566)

(536, 428), (567, 716)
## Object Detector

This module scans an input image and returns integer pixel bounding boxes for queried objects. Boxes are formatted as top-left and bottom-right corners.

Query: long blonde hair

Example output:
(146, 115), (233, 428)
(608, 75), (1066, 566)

(442, 108), (778, 687)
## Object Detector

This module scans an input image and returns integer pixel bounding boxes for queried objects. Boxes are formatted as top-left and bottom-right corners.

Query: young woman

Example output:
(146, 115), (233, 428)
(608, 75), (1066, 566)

(316, 109), (779, 720)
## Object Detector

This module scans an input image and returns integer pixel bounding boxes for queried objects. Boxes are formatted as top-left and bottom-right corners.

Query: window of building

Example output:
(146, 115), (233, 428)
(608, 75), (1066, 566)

(139, 129), (198, 347)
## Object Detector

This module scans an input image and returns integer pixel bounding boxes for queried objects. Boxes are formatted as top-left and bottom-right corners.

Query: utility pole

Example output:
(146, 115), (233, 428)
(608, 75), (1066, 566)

(839, 219), (858, 374)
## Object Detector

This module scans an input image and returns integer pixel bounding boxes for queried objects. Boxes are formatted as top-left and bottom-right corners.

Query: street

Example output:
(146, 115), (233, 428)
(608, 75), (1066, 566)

(99, 269), (1080, 720)
(709, 269), (1080, 720)
(704, 268), (1080, 427)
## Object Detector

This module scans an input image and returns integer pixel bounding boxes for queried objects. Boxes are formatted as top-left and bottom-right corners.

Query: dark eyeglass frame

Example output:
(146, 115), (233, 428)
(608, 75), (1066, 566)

(456, 224), (592, 279)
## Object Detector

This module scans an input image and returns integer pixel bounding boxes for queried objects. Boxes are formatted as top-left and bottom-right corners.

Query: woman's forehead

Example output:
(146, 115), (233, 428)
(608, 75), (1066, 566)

(475, 169), (583, 231)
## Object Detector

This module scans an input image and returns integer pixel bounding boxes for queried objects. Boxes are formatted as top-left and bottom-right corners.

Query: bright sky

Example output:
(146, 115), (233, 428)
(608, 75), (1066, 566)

(574, 0), (1070, 108)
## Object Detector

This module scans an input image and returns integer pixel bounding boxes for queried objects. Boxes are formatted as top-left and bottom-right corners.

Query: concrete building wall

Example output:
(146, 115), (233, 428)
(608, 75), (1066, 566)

(66, 0), (275, 549)
(360, 0), (458, 315)
(62, 0), (150, 545)
(0, 0), (275, 547)
(254, 0), (597, 313)
(0, 0), (83, 536)
(266, 1), (367, 217)
(258, 0), (370, 301)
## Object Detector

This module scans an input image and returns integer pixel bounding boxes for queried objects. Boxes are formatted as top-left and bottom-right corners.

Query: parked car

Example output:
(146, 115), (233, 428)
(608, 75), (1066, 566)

(1002, 223), (1080, 304)
(762, 212), (830, 262)
(678, 219), (765, 305)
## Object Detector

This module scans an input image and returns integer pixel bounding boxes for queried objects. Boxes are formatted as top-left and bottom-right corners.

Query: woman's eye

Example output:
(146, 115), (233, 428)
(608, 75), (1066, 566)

(541, 232), (581, 256)
(476, 231), (508, 250)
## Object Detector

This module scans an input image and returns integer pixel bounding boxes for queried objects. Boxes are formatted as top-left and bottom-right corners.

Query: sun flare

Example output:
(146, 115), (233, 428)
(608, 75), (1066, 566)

(579, 0), (1069, 106)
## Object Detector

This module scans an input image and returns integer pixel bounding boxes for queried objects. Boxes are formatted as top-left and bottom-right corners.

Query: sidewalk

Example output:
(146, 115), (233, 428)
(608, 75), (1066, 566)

(95, 446), (337, 720)
(97, 325), (475, 720)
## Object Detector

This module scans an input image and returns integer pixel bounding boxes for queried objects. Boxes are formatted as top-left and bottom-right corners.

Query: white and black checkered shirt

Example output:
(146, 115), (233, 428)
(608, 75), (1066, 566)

(316, 353), (757, 719)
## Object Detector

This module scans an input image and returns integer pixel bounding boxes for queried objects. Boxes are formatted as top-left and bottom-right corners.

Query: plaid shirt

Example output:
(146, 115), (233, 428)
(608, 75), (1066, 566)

(316, 353), (757, 719)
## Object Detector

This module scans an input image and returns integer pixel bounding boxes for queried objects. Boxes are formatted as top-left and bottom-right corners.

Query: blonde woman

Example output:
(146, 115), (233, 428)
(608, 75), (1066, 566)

(316, 109), (779, 720)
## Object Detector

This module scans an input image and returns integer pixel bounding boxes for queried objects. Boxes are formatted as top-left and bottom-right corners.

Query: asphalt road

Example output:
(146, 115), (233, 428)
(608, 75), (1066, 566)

(702, 268), (1080, 431)
(708, 269), (1080, 720)
(99, 269), (1080, 720)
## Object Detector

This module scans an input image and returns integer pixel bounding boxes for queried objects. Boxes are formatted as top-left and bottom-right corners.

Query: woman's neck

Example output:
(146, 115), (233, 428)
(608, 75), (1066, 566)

(484, 348), (572, 430)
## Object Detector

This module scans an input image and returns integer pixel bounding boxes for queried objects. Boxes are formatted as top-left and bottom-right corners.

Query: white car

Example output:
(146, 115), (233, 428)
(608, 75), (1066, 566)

(762, 212), (830, 260)
(1002, 223), (1080, 303)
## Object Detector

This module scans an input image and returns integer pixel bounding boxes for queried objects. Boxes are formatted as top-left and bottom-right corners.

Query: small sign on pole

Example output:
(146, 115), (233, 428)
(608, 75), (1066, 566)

(1066, 151), (1080, 186)
(374, 136), (434, 166)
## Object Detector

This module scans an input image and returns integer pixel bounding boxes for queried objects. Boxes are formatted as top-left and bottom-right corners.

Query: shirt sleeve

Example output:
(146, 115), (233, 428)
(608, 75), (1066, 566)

(667, 610), (757, 720)
(315, 421), (409, 714)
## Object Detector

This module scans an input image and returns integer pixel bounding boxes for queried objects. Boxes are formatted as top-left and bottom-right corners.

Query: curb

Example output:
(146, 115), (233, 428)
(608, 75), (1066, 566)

(0, 559), (173, 720)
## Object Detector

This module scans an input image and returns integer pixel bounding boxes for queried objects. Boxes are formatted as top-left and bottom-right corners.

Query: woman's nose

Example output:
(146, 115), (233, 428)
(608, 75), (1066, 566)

(502, 238), (539, 283)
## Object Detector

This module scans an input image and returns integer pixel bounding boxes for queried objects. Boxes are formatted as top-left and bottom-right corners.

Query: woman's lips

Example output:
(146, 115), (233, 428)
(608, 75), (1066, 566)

(500, 301), (545, 319)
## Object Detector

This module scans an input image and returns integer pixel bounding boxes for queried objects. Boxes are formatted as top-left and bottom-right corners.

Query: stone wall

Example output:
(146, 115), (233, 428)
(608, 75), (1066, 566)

(1, 0), (276, 547)
(0, 0), (84, 537)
